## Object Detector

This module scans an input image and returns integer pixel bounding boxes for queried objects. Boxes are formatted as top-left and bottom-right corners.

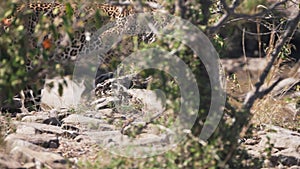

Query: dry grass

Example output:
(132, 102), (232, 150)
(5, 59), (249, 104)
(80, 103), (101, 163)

(225, 58), (299, 131)
(252, 94), (299, 130)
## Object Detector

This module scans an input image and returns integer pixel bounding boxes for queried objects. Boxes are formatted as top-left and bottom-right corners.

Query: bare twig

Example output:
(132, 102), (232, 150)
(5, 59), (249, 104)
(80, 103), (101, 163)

(242, 28), (254, 91)
(174, 0), (184, 17)
(257, 18), (262, 58)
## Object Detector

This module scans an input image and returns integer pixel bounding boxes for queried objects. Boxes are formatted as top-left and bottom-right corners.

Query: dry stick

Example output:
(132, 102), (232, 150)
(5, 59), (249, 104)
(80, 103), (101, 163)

(242, 28), (254, 91)
(256, 17), (262, 58)
(174, 0), (184, 18)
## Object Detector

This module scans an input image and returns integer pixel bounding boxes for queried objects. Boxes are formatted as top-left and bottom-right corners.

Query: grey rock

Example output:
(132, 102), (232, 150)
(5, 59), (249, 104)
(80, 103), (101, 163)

(16, 125), (36, 135)
(128, 133), (170, 146)
(22, 114), (61, 125)
(5, 135), (46, 152)
(126, 89), (165, 121)
(14, 122), (64, 135)
(101, 133), (173, 158)
(86, 131), (125, 145)
(97, 123), (116, 131)
(245, 125), (300, 167)
(271, 77), (300, 97)
(10, 146), (67, 169)
(270, 152), (300, 167)
(5, 133), (59, 148)
(94, 109), (114, 119)
(284, 103), (300, 121)
(41, 76), (85, 109)
(22, 162), (37, 169)
(87, 129), (171, 150)
(62, 114), (108, 130)
(0, 152), (22, 169)
(259, 126), (300, 150)
(4, 137), (65, 168)
(84, 109), (114, 119)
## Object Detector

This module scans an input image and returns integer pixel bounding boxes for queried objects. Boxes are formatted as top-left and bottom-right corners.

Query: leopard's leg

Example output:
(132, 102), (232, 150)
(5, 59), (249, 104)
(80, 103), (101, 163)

(95, 69), (114, 87)
(22, 86), (43, 112)
(22, 60), (45, 112)
(0, 94), (22, 115)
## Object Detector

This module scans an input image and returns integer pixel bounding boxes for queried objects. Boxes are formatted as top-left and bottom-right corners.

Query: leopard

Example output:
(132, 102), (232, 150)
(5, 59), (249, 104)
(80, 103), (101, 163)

(0, 0), (162, 113)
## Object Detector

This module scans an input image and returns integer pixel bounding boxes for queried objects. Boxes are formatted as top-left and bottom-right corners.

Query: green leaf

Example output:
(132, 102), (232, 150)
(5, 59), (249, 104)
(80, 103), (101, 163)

(65, 3), (73, 19)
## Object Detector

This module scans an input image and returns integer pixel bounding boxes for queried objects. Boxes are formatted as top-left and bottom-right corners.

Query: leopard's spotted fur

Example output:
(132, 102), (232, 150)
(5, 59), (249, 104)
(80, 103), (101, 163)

(0, 0), (161, 112)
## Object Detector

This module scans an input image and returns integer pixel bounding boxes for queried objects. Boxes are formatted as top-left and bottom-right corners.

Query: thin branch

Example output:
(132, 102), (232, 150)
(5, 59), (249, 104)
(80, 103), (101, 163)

(174, 0), (184, 17)
(242, 28), (254, 91)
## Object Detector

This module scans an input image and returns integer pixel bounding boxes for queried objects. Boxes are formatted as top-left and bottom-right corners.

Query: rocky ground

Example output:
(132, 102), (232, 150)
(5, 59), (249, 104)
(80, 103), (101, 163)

(1, 108), (299, 168)
(0, 75), (178, 168)
(223, 58), (300, 168)
(0, 58), (299, 168)
(241, 125), (300, 168)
